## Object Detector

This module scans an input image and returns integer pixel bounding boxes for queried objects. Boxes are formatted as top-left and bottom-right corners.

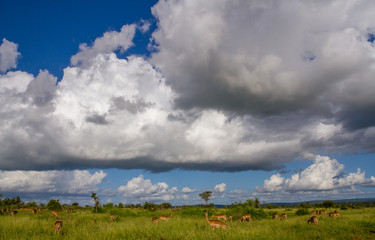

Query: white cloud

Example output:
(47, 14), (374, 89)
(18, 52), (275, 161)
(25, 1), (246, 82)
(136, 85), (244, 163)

(181, 187), (196, 193)
(70, 24), (136, 66)
(257, 155), (375, 193)
(118, 175), (178, 202)
(0, 38), (20, 72)
(214, 183), (226, 193)
(0, 170), (106, 194)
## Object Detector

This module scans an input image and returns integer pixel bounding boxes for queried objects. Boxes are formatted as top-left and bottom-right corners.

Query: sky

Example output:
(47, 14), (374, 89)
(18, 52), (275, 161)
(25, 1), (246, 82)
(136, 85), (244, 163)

(0, 0), (375, 206)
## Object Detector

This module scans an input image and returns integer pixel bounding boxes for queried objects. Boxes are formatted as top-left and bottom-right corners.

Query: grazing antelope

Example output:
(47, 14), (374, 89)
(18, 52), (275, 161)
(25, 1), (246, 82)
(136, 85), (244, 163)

(329, 211), (340, 219)
(54, 220), (63, 235)
(32, 208), (37, 214)
(240, 214), (253, 222)
(51, 211), (60, 219)
(228, 215), (233, 222)
(204, 212), (228, 229)
(10, 209), (18, 216)
(211, 214), (228, 221)
(320, 210), (327, 214)
(307, 216), (318, 225)
(152, 217), (159, 223)
(310, 210), (317, 215)
(66, 208), (72, 214)
(272, 213), (279, 220)
(280, 213), (287, 219)
(110, 213), (115, 222)
(159, 214), (173, 221)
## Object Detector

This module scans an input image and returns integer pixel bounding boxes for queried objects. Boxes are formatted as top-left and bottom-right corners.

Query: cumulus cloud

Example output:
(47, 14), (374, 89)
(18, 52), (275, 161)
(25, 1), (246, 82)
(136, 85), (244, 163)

(70, 24), (136, 66)
(0, 170), (106, 194)
(0, 38), (20, 72)
(181, 187), (196, 193)
(214, 183), (226, 193)
(1, 1), (375, 173)
(117, 175), (178, 202)
(257, 155), (375, 193)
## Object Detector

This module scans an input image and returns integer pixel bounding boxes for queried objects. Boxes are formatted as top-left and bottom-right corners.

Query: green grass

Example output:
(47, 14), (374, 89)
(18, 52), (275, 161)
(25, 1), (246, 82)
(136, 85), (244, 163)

(0, 208), (374, 239)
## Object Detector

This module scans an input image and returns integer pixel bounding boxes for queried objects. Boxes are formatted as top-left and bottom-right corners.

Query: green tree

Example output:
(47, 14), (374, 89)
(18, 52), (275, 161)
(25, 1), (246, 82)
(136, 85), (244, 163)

(91, 192), (103, 213)
(199, 191), (212, 205)
(72, 202), (79, 207)
(118, 202), (124, 208)
(47, 199), (62, 211)
(254, 198), (260, 208)
(322, 200), (335, 209)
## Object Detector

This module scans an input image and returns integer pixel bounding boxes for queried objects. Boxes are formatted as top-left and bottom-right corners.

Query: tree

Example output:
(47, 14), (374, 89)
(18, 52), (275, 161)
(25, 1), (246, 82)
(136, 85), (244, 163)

(72, 202), (79, 207)
(322, 200), (335, 209)
(254, 198), (260, 208)
(118, 202), (124, 208)
(91, 192), (103, 213)
(199, 191), (212, 205)
(47, 199), (62, 211)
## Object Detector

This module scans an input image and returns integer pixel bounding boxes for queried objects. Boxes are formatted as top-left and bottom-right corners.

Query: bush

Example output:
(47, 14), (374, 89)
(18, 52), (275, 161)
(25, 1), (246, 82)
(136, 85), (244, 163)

(295, 208), (310, 216)
(47, 199), (62, 211)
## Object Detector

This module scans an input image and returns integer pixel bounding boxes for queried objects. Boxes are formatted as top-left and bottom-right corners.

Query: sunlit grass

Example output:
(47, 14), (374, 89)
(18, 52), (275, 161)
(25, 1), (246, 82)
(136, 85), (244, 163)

(0, 208), (374, 239)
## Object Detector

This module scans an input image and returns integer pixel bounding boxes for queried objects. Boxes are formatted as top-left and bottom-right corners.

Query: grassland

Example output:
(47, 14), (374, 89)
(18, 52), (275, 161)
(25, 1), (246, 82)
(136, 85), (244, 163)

(0, 207), (374, 239)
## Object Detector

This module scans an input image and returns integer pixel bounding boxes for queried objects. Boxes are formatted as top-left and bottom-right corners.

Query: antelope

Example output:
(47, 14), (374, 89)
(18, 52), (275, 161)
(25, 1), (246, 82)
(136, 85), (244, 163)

(51, 211), (60, 219)
(307, 216), (318, 225)
(240, 214), (253, 222)
(228, 215), (233, 222)
(152, 217), (159, 223)
(272, 213), (279, 220)
(66, 208), (72, 214)
(54, 220), (63, 235)
(280, 213), (287, 219)
(110, 213), (115, 222)
(159, 214), (173, 221)
(329, 211), (340, 219)
(204, 212), (228, 229)
(321, 210), (327, 214)
(10, 209), (18, 216)
(211, 214), (227, 221)
(310, 210), (316, 215)
(32, 208), (37, 214)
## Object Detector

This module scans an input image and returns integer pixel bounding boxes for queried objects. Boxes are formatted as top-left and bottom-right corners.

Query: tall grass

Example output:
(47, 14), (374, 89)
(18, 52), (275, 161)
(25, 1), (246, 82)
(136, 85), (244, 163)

(0, 208), (374, 239)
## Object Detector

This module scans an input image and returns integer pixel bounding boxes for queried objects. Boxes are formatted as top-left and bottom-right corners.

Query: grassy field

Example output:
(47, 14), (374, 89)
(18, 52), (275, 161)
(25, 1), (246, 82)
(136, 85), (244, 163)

(0, 208), (374, 239)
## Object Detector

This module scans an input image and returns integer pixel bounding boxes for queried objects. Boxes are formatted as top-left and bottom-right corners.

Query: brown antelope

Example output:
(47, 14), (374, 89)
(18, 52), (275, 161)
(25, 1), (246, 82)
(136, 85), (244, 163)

(159, 214), (173, 221)
(320, 210), (327, 214)
(240, 214), (253, 222)
(272, 213), (279, 220)
(280, 213), (287, 219)
(307, 216), (318, 225)
(54, 220), (63, 235)
(10, 209), (18, 216)
(329, 210), (340, 219)
(152, 217), (159, 223)
(66, 208), (72, 214)
(204, 212), (228, 229)
(110, 213), (115, 222)
(51, 211), (60, 219)
(211, 214), (228, 221)
(32, 208), (37, 214)
(310, 210), (316, 215)
(228, 215), (233, 222)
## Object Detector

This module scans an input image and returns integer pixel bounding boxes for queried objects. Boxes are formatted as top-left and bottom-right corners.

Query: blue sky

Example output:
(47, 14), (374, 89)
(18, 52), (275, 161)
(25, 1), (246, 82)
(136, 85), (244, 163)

(1, 0), (375, 206)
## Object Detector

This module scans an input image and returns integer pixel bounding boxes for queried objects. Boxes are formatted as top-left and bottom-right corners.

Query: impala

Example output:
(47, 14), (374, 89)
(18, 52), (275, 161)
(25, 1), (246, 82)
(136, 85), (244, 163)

(272, 213), (279, 220)
(54, 220), (63, 235)
(329, 210), (340, 219)
(110, 213), (115, 222)
(32, 208), (37, 214)
(51, 211), (60, 219)
(159, 214), (173, 221)
(228, 215), (233, 222)
(307, 216), (318, 225)
(10, 209), (18, 216)
(280, 213), (287, 219)
(211, 214), (227, 221)
(310, 210), (316, 215)
(240, 214), (253, 222)
(204, 212), (228, 229)
(152, 217), (159, 223)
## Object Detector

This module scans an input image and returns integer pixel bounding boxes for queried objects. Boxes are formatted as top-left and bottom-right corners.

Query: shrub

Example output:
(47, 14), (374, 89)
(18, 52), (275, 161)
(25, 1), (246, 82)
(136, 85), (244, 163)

(295, 208), (310, 216)
(47, 199), (62, 211)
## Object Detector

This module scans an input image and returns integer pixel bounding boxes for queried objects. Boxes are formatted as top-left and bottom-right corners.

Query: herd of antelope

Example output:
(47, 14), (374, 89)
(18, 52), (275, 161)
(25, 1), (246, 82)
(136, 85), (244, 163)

(1, 207), (343, 235)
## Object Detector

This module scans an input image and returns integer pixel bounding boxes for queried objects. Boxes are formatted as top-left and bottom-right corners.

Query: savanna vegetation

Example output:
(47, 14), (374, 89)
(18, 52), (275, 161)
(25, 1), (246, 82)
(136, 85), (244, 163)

(0, 193), (374, 239)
